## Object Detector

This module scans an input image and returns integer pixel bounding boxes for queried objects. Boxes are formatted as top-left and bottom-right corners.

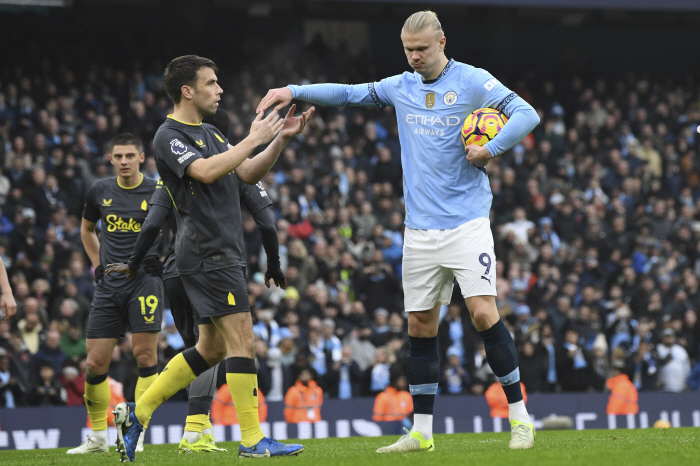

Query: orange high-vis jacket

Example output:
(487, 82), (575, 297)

(485, 381), (527, 418)
(86, 377), (126, 428)
(606, 374), (638, 415)
(372, 386), (413, 421)
(211, 384), (267, 425)
(284, 380), (323, 423)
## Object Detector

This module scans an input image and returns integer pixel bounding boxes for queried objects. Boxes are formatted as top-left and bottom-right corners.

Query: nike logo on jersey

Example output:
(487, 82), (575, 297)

(102, 199), (112, 206)
(481, 276), (492, 285)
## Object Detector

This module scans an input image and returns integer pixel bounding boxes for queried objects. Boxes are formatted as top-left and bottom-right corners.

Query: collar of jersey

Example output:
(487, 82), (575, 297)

(418, 58), (455, 87)
(167, 114), (202, 126)
(117, 173), (143, 190)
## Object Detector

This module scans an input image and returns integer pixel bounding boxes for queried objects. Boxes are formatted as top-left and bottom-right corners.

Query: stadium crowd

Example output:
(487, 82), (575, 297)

(1, 41), (700, 410)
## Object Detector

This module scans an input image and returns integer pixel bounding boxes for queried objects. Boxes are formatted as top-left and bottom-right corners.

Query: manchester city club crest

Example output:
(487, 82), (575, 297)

(444, 91), (458, 106)
(425, 92), (435, 108)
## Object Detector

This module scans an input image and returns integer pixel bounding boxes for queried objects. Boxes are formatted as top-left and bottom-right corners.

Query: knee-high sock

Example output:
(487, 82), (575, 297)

(135, 364), (159, 428)
(135, 349), (210, 425)
(185, 363), (218, 433)
(407, 336), (440, 415)
(479, 319), (523, 403)
(226, 357), (264, 447)
(85, 373), (110, 432)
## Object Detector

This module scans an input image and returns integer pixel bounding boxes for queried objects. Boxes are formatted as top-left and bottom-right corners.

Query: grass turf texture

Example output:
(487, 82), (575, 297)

(3, 428), (698, 465)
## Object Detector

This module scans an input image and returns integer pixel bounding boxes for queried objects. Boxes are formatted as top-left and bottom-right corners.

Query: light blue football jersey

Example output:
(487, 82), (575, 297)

(289, 59), (539, 230)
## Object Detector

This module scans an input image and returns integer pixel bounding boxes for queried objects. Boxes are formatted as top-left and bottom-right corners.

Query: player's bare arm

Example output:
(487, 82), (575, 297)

(80, 218), (101, 268)
(257, 87), (293, 113)
(0, 261), (16, 320)
(186, 110), (284, 184)
(105, 262), (138, 280)
(237, 104), (315, 184)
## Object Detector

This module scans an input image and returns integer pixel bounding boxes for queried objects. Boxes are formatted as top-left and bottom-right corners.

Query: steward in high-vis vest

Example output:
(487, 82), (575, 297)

(211, 384), (268, 425)
(373, 373), (413, 422)
(485, 381), (527, 418)
(606, 361), (638, 415)
(284, 368), (323, 423)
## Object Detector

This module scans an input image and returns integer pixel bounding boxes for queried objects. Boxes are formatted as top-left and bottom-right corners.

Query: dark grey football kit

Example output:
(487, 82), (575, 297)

(82, 176), (164, 339)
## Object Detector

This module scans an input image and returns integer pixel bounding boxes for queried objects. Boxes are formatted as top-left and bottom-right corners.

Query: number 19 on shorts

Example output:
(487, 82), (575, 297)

(139, 295), (158, 323)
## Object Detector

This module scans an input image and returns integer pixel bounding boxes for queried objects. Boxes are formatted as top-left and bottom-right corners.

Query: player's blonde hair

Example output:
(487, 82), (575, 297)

(402, 10), (443, 36)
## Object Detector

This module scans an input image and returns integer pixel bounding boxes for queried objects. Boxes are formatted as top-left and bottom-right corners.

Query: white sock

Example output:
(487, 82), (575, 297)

(183, 431), (202, 443)
(92, 430), (108, 442)
(202, 428), (213, 436)
(413, 414), (433, 440)
(508, 400), (530, 424)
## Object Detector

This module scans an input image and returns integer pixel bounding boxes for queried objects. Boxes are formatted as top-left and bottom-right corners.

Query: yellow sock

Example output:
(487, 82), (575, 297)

(185, 414), (208, 433)
(85, 377), (111, 432)
(135, 373), (158, 428)
(226, 372), (264, 447)
(203, 414), (213, 431)
(135, 354), (197, 425)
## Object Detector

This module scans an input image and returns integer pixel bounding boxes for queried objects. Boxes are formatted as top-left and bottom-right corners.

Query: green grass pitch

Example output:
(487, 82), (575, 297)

(3, 428), (698, 466)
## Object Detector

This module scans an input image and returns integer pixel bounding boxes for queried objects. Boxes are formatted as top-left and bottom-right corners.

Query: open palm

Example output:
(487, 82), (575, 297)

(280, 104), (315, 140)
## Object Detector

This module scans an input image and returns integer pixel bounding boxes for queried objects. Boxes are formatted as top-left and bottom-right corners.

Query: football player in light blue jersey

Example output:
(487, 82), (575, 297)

(258, 10), (539, 452)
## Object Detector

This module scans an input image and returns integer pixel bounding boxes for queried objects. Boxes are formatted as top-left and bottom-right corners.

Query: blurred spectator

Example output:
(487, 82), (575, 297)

(441, 347), (470, 394)
(60, 321), (86, 359)
(33, 329), (65, 375)
(284, 367), (323, 423)
(58, 359), (86, 406)
(656, 329), (690, 392)
(517, 340), (549, 393)
(0, 347), (23, 407)
(326, 345), (363, 399)
(556, 328), (596, 392)
(27, 361), (67, 406)
(372, 372), (412, 422)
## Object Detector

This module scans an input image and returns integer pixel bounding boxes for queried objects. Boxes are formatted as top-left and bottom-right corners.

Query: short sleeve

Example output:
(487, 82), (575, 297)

(469, 68), (518, 117)
(149, 179), (175, 210)
(153, 131), (204, 179)
(239, 181), (272, 214)
(81, 183), (101, 222)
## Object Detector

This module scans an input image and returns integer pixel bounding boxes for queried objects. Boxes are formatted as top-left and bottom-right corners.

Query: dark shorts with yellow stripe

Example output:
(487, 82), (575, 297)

(86, 273), (164, 339)
(180, 266), (250, 322)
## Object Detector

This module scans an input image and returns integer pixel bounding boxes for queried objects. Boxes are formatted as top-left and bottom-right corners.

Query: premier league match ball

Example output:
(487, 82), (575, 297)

(461, 108), (508, 147)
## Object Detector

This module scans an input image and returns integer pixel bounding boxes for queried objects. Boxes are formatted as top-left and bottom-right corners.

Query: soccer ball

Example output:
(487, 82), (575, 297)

(653, 419), (671, 428)
(461, 108), (508, 147)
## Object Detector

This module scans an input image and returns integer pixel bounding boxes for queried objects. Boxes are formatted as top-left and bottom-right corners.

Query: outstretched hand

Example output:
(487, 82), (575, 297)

(257, 87), (294, 113)
(106, 262), (139, 280)
(249, 110), (284, 146)
(279, 104), (315, 141)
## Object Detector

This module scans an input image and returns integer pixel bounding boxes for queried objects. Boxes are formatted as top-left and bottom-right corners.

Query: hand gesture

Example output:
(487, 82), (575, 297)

(249, 110), (284, 146)
(265, 263), (287, 289)
(465, 144), (493, 167)
(1, 290), (16, 320)
(279, 104), (315, 141)
(106, 262), (139, 280)
(257, 87), (294, 113)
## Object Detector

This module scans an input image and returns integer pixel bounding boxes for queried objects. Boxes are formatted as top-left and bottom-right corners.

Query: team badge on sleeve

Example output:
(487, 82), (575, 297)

(170, 139), (187, 155)
(443, 91), (458, 106)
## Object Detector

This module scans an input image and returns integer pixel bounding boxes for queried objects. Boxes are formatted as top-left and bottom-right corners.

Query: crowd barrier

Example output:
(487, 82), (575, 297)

(1, 392), (698, 450)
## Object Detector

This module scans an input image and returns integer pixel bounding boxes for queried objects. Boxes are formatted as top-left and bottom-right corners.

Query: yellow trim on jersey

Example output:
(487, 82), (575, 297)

(165, 186), (179, 211)
(214, 133), (225, 143)
(118, 173), (144, 190)
(167, 114), (202, 126)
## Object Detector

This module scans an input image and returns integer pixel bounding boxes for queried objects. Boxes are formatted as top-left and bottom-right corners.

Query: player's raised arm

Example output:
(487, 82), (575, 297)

(236, 104), (315, 184)
(257, 81), (390, 113)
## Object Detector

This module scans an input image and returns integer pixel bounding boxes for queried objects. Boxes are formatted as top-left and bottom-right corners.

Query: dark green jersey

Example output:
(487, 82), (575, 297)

(152, 116), (245, 275)
(82, 175), (160, 289)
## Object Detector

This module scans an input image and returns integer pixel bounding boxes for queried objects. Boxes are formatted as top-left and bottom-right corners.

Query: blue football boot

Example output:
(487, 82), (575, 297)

(238, 437), (304, 458)
(113, 402), (143, 462)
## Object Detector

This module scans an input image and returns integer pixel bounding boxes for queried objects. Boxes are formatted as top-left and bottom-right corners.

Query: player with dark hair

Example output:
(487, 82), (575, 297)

(107, 108), (285, 453)
(68, 133), (164, 455)
(112, 55), (313, 462)
(258, 10), (539, 452)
